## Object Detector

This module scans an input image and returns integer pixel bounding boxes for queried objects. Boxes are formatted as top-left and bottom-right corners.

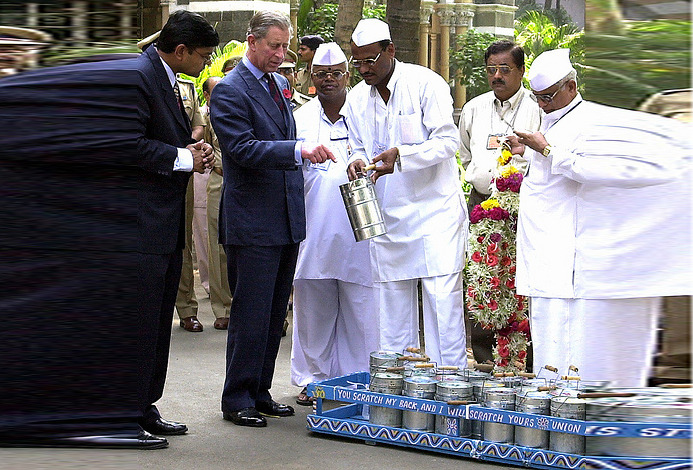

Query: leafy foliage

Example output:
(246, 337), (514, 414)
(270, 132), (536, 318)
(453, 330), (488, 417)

(299, 2), (386, 42)
(450, 30), (497, 100)
(514, 0), (574, 27)
(583, 20), (691, 109)
(179, 40), (247, 105)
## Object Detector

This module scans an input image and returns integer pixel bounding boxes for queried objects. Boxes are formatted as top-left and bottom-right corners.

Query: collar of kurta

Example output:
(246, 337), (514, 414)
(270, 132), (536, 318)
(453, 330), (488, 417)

(543, 92), (583, 125)
(368, 59), (402, 99)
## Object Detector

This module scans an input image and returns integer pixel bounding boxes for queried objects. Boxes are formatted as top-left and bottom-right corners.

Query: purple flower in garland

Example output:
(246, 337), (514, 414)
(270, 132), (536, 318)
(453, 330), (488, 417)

(490, 232), (502, 243)
(496, 173), (524, 193)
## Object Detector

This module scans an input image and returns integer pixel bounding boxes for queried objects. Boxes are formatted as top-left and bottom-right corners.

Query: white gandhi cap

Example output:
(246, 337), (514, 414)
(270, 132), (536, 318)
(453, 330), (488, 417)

(351, 18), (391, 47)
(527, 48), (575, 91)
(312, 42), (347, 66)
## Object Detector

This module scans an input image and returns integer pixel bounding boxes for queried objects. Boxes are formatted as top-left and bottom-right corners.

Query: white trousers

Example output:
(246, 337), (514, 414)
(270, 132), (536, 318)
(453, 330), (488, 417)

(530, 297), (660, 387)
(375, 273), (466, 367)
(290, 279), (378, 387)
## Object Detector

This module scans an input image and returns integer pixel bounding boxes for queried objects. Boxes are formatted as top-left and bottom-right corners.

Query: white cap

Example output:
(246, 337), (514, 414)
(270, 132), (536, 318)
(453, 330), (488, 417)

(312, 42), (347, 66)
(527, 48), (575, 91)
(351, 18), (391, 47)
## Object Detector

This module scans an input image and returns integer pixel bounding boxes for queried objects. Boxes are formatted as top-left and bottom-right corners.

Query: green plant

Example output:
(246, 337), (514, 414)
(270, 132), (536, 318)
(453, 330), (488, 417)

(180, 40), (247, 105)
(514, 10), (585, 89)
(449, 29), (497, 100)
(583, 20), (691, 109)
(299, 3), (386, 41)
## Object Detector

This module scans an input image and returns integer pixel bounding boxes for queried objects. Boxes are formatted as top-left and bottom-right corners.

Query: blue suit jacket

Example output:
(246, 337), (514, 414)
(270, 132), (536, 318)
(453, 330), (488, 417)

(210, 61), (305, 246)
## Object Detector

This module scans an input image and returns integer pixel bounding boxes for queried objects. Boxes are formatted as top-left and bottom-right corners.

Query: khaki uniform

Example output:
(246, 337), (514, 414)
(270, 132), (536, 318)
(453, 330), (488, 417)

(175, 78), (206, 320)
(295, 67), (316, 97)
(203, 109), (233, 319)
(291, 89), (311, 110)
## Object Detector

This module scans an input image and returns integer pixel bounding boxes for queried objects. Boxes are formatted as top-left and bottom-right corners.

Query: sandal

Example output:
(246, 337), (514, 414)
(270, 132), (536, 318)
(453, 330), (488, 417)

(296, 387), (315, 406)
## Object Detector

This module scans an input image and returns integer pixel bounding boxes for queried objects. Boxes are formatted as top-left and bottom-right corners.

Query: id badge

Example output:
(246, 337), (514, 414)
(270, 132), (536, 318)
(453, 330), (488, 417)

(309, 160), (330, 171)
(486, 134), (505, 150)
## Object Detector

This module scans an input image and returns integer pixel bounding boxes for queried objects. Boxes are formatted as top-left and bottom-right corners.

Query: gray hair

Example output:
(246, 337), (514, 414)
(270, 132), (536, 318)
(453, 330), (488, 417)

(557, 69), (577, 87)
(247, 11), (293, 40)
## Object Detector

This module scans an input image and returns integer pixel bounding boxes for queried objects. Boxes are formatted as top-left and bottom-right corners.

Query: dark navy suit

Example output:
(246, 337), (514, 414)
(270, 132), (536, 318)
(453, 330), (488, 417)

(210, 60), (304, 412)
(0, 46), (194, 440)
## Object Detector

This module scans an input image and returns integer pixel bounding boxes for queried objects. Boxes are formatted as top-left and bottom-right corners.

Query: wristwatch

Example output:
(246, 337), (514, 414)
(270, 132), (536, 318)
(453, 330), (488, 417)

(541, 145), (552, 157)
(395, 147), (401, 171)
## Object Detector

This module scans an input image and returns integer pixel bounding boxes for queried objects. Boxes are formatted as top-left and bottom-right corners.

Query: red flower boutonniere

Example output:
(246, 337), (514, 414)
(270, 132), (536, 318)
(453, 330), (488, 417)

(282, 88), (292, 99)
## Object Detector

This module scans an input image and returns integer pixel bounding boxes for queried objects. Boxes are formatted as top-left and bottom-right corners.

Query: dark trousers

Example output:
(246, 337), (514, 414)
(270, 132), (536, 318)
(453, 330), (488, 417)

(221, 244), (298, 412)
(138, 250), (183, 421)
(0, 248), (140, 439)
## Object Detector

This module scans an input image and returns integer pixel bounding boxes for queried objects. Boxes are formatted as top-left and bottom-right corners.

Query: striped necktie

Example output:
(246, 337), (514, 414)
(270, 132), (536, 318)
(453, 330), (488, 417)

(173, 83), (184, 113)
(264, 73), (285, 112)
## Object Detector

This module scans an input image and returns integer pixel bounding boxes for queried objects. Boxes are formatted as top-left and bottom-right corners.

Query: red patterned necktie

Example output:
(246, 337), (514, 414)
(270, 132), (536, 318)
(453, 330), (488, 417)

(173, 83), (185, 113)
(264, 73), (285, 112)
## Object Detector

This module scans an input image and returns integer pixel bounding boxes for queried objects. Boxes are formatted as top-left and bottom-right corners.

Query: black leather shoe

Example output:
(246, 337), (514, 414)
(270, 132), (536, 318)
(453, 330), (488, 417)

(256, 400), (295, 418)
(223, 407), (267, 427)
(141, 417), (188, 436)
(0, 430), (168, 450)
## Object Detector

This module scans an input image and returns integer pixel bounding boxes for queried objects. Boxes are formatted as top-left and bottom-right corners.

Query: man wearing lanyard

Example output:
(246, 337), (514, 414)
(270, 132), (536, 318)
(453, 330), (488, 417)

(457, 40), (541, 366)
(345, 19), (468, 368)
(290, 43), (378, 406)
(506, 49), (692, 387)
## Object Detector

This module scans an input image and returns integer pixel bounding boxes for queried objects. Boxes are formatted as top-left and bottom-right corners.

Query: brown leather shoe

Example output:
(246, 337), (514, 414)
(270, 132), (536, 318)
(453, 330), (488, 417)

(179, 316), (203, 332)
(213, 317), (229, 330)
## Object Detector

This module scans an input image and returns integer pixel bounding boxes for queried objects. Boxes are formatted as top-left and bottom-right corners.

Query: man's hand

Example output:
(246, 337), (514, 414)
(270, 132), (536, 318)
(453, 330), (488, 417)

(513, 130), (549, 154)
(504, 135), (526, 156)
(188, 140), (215, 173)
(369, 147), (398, 183)
(301, 143), (336, 164)
(347, 160), (367, 181)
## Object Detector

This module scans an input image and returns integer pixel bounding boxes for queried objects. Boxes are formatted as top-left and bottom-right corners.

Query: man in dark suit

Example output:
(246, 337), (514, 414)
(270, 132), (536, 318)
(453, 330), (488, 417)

(134, 10), (218, 441)
(0, 10), (217, 449)
(210, 10), (334, 427)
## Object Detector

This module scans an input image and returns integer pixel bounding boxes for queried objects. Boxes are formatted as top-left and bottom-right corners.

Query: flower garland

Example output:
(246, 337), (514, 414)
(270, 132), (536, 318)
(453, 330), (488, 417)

(466, 143), (530, 372)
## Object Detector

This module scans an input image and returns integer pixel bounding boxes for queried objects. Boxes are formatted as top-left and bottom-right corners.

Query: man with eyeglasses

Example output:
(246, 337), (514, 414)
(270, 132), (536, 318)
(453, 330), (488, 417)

(457, 40), (541, 366)
(505, 49), (692, 387)
(290, 42), (378, 406)
(344, 19), (468, 369)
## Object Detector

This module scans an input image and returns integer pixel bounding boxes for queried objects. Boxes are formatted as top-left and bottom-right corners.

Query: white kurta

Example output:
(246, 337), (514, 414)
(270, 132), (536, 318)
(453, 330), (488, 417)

(290, 98), (377, 387)
(516, 93), (692, 385)
(517, 94), (692, 299)
(458, 87), (541, 194)
(343, 60), (468, 283)
(343, 61), (468, 366)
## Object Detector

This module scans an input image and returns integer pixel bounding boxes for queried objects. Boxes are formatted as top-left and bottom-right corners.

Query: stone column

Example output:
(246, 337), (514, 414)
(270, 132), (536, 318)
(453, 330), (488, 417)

(429, 6), (440, 75)
(71, 1), (88, 46)
(119, 2), (132, 39)
(419, 3), (435, 68)
(437, 7), (456, 82)
(26, 4), (39, 28)
(290, 0), (299, 52)
(453, 6), (475, 107)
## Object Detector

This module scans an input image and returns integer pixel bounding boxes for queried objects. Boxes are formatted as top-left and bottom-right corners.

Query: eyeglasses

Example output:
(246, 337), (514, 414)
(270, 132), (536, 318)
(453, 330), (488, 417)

(349, 51), (383, 69)
(534, 83), (566, 103)
(485, 65), (515, 75)
(193, 49), (213, 64)
(312, 70), (345, 80)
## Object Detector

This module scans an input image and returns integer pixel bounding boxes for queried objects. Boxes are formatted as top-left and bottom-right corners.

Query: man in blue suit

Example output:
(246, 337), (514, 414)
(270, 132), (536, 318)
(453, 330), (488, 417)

(210, 10), (334, 427)
(0, 10), (217, 449)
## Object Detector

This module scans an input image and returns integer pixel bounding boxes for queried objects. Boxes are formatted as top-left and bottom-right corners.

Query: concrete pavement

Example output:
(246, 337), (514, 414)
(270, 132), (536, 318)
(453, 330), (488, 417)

(0, 274), (505, 470)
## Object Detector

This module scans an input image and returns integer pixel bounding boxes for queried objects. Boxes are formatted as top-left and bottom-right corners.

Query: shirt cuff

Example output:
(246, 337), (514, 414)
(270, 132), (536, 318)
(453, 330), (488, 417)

(173, 147), (193, 172)
(294, 142), (303, 166)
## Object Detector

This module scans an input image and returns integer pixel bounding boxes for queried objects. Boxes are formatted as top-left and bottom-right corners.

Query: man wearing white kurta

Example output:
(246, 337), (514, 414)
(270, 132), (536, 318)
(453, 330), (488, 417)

(507, 49), (692, 387)
(344, 19), (468, 367)
(291, 43), (378, 404)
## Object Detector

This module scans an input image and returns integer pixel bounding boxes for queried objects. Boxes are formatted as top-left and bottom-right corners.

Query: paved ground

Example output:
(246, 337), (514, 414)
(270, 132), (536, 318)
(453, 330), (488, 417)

(0, 274), (507, 470)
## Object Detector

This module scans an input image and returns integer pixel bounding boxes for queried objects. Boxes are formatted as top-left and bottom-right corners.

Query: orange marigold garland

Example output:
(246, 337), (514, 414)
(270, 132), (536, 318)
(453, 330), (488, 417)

(466, 142), (530, 372)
